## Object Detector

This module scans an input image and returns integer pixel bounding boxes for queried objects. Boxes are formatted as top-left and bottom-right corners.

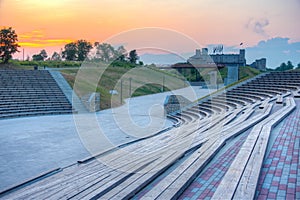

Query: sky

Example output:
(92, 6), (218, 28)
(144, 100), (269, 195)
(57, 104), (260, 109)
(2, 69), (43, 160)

(0, 0), (299, 68)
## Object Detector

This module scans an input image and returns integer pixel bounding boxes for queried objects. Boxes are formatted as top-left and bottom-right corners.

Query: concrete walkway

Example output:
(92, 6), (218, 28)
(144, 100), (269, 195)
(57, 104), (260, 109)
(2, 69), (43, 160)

(0, 86), (214, 191)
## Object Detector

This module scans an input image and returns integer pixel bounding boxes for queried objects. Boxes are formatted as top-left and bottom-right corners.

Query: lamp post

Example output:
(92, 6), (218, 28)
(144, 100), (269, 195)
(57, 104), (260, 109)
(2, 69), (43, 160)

(162, 76), (165, 92)
(129, 77), (132, 96)
(120, 79), (123, 104)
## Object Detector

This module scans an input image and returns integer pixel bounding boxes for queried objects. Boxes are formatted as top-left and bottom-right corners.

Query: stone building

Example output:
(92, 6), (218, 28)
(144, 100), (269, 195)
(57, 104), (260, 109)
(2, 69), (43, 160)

(172, 48), (266, 85)
(188, 48), (246, 67)
(250, 58), (267, 71)
(187, 48), (246, 84)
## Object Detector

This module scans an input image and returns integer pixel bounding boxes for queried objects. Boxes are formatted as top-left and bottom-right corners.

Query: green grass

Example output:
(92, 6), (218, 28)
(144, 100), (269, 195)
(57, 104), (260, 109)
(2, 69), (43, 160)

(218, 66), (261, 81)
(0, 60), (82, 70)
(238, 66), (261, 79)
(1, 61), (262, 110)
(11, 60), (82, 68)
(60, 63), (186, 110)
(193, 67), (262, 103)
(132, 84), (169, 97)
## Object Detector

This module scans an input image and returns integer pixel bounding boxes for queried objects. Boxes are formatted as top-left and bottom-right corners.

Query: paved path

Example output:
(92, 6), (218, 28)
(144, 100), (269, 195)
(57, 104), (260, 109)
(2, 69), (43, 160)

(255, 99), (300, 200)
(174, 100), (300, 200)
(0, 86), (213, 191)
(178, 129), (251, 199)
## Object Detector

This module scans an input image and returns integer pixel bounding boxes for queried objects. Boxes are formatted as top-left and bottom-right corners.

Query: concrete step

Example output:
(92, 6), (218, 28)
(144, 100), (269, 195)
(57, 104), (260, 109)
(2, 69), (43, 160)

(49, 70), (88, 113)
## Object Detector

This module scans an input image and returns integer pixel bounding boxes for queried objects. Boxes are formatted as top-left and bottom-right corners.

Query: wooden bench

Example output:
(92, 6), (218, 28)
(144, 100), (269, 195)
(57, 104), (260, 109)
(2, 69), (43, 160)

(232, 89), (273, 98)
(224, 94), (255, 104)
(139, 105), (272, 199)
(209, 98), (238, 109)
(232, 97), (295, 199)
(212, 98), (295, 200)
(227, 91), (264, 101)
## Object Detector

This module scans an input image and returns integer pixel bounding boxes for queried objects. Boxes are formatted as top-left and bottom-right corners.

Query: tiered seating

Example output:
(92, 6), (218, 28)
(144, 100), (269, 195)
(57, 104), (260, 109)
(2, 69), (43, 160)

(1, 71), (300, 199)
(212, 98), (296, 200)
(0, 70), (74, 119)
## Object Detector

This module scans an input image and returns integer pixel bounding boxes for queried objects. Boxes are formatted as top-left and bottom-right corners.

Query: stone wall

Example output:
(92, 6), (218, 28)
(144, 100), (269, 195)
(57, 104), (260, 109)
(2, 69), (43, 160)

(164, 95), (192, 115)
(82, 92), (101, 112)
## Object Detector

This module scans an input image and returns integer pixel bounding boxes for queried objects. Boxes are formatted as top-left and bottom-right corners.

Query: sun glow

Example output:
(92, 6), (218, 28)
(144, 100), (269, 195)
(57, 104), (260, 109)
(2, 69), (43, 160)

(24, 0), (68, 7)
(1, 0), (299, 62)
(18, 39), (74, 48)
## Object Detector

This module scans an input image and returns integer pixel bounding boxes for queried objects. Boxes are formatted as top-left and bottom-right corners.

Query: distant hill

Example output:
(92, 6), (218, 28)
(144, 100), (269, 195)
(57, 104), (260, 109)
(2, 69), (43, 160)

(140, 53), (188, 65)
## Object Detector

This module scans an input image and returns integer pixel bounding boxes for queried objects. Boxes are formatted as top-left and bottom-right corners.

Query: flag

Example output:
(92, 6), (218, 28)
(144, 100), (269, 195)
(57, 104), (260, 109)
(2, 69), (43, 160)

(213, 45), (224, 53)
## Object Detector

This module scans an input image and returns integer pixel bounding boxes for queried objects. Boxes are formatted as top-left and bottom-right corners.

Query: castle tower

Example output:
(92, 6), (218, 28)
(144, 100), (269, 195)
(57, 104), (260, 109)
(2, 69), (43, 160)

(239, 49), (246, 66)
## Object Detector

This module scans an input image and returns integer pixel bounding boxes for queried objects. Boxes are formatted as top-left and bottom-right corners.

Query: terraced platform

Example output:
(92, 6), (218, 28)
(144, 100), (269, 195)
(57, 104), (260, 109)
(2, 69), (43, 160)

(0, 70), (74, 119)
(0, 71), (299, 199)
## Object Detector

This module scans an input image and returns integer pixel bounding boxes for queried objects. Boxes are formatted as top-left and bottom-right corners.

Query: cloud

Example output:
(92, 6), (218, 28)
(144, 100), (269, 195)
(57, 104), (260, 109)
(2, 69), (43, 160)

(207, 38), (299, 68)
(18, 39), (74, 48)
(246, 18), (270, 37)
(246, 37), (300, 68)
(18, 30), (73, 48)
(19, 30), (45, 39)
(139, 37), (300, 69)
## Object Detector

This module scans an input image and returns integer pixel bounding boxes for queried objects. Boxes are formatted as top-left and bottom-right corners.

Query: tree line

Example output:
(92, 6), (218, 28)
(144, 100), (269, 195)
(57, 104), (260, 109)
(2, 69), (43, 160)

(0, 27), (142, 65)
(31, 41), (141, 65)
(273, 61), (300, 71)
(1, 27), (300, 69)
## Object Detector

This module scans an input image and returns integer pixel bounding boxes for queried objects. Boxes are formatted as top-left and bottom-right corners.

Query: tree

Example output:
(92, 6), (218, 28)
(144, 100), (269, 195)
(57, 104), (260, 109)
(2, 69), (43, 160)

(0, 27), (20, 63)
(115, 45), (127, 61)
(62, 40), (92, 61)
(286, 61), (294, 70)
(275, 61), (294, 71)
(95, 43), (117, 62)
(32, 54), (43, 61)
(51, 51), (61, 61)
(128, 49), (138, 64)
(277, 63), (287, 71)
(32, 49), (48, 61)
(62, 42), (77, 61)
(40, 49), (48, 60)
(297, 63), (300, 69)
(77, 40), (92, 61)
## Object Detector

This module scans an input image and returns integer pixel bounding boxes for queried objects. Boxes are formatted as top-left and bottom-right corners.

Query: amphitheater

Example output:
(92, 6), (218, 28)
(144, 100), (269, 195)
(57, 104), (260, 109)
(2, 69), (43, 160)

(0, 69), (299, 199)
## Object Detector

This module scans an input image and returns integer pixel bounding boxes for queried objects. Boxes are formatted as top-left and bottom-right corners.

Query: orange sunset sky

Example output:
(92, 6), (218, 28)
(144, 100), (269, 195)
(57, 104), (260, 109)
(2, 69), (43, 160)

(0, 0), (299, 65)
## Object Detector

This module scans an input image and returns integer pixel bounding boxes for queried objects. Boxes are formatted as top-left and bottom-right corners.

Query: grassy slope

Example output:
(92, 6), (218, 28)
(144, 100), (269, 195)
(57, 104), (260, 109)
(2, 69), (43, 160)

(194, 66), (261, 103)
(61, 65), (186, 110)
(1, 62), (261, 110)
(218, 66), (261, 81)
(62, 66), (260, 110)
